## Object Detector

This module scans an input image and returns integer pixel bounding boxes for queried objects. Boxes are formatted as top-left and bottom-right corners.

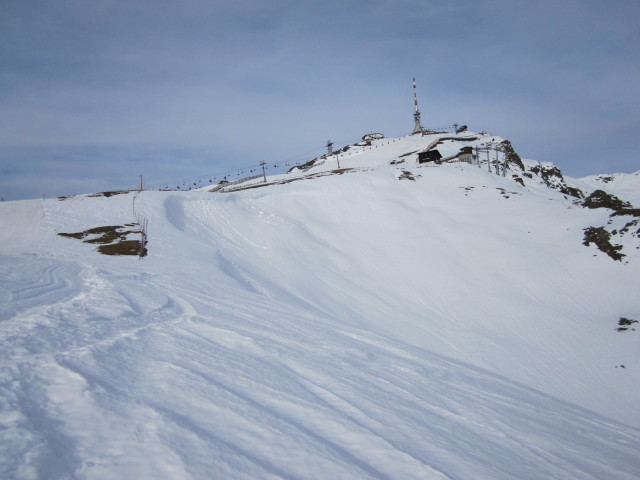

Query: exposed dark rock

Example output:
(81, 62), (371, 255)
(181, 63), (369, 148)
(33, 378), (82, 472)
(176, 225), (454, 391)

(88, 190), (130, 198)
(583, 226), (625, 261)
(500, 140), (524, 171)
(620, 219), (640, 235)
(583, 190), (631, 211)
(529, 164), (583, 198)
(618, 317), (638, 326)
(559, 185), (584, 198)
(398, 170), (417, 181)
(530, 164), (564, 182)
(288, 158), (317, 173)
(617, 318), (638, 332)
(98, 240), (147, 257)
(512, 176), (525, 187)
(612, 208), (640, 217)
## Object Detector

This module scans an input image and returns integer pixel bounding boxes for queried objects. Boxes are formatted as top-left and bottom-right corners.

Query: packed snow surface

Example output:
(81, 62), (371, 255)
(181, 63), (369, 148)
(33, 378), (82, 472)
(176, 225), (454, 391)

(1, 132), (639, 479)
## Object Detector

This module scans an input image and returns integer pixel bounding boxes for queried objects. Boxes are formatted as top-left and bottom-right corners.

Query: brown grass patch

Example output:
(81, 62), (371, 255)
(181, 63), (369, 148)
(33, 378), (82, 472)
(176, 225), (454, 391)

(58, 224), (147, 257)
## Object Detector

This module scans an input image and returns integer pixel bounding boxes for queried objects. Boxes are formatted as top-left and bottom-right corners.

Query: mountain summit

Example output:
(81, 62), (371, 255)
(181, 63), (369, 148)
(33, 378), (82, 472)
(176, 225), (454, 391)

(1, 131), (639, 479)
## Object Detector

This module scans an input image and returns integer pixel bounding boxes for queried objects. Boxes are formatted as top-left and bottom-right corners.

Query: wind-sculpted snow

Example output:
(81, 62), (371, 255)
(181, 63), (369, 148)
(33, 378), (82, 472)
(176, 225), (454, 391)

(2, 266), (639, 479)
(1, 133), (640, 478)
(0, 263), (190, 479)
(0, 256), (81, 322)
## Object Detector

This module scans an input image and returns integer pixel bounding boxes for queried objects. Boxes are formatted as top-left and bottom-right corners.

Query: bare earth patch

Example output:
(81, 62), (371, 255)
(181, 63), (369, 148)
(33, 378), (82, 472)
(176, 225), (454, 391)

(59, 224), (147, 257)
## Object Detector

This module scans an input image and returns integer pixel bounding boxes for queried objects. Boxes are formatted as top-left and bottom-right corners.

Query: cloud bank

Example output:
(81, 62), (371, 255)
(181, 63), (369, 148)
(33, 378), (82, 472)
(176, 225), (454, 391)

(1, 0), (639, 199)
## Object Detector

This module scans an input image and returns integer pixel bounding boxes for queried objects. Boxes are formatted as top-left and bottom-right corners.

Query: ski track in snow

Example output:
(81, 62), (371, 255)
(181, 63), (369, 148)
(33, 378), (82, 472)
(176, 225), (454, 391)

(1, 133), (640, 479)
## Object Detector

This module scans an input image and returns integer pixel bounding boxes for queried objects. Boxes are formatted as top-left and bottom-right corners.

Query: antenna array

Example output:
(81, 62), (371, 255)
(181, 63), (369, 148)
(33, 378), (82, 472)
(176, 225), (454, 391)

(412, 77), (424, 135)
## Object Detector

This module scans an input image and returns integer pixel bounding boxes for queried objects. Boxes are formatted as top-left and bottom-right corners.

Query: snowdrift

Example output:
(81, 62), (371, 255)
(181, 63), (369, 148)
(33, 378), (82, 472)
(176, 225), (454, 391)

(1, 132), (639, 479)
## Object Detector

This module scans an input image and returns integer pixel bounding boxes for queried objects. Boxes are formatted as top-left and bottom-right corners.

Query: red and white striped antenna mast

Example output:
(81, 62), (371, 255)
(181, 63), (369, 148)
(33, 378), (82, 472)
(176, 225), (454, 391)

(412, 77), (424, 135)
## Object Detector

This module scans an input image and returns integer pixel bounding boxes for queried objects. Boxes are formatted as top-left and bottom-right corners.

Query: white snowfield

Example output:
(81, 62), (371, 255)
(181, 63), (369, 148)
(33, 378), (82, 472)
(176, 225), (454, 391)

(571, 171), (640, 207)
(1, 132), (639, 479)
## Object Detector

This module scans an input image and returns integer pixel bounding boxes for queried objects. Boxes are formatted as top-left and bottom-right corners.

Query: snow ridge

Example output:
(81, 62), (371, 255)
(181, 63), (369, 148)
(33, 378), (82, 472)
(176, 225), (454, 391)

(1, 132), (639, 479)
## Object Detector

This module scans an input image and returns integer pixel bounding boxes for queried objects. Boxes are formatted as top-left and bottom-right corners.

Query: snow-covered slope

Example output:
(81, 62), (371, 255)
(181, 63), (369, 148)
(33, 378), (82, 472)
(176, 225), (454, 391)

(569, 171), (640, 207)
(1, 133), (639, 479)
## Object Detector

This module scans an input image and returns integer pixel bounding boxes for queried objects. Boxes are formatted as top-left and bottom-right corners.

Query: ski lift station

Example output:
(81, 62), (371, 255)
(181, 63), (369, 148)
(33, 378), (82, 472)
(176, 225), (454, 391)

(362, 133), (384, 145)
(418, 143), (474, 164)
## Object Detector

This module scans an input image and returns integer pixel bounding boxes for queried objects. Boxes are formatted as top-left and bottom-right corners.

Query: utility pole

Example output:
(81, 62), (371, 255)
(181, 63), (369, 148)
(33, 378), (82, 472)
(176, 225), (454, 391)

(260, 161), (267, 183)
(139, 175), (143, 192)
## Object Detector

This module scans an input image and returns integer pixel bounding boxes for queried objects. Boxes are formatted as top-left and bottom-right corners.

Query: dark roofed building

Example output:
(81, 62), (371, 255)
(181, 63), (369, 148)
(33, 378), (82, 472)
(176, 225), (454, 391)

(418, 146), (474, 164)
(418, 150), (443, 164)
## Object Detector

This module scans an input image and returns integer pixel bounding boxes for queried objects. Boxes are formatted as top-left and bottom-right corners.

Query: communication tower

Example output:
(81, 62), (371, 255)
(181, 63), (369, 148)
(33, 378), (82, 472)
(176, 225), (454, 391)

(412, 77), (424, 135)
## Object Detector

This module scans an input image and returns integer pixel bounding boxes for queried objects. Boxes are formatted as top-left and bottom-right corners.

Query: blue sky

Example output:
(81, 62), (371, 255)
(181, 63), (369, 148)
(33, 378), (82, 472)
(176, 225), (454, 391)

(1, 0), (639, 200)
